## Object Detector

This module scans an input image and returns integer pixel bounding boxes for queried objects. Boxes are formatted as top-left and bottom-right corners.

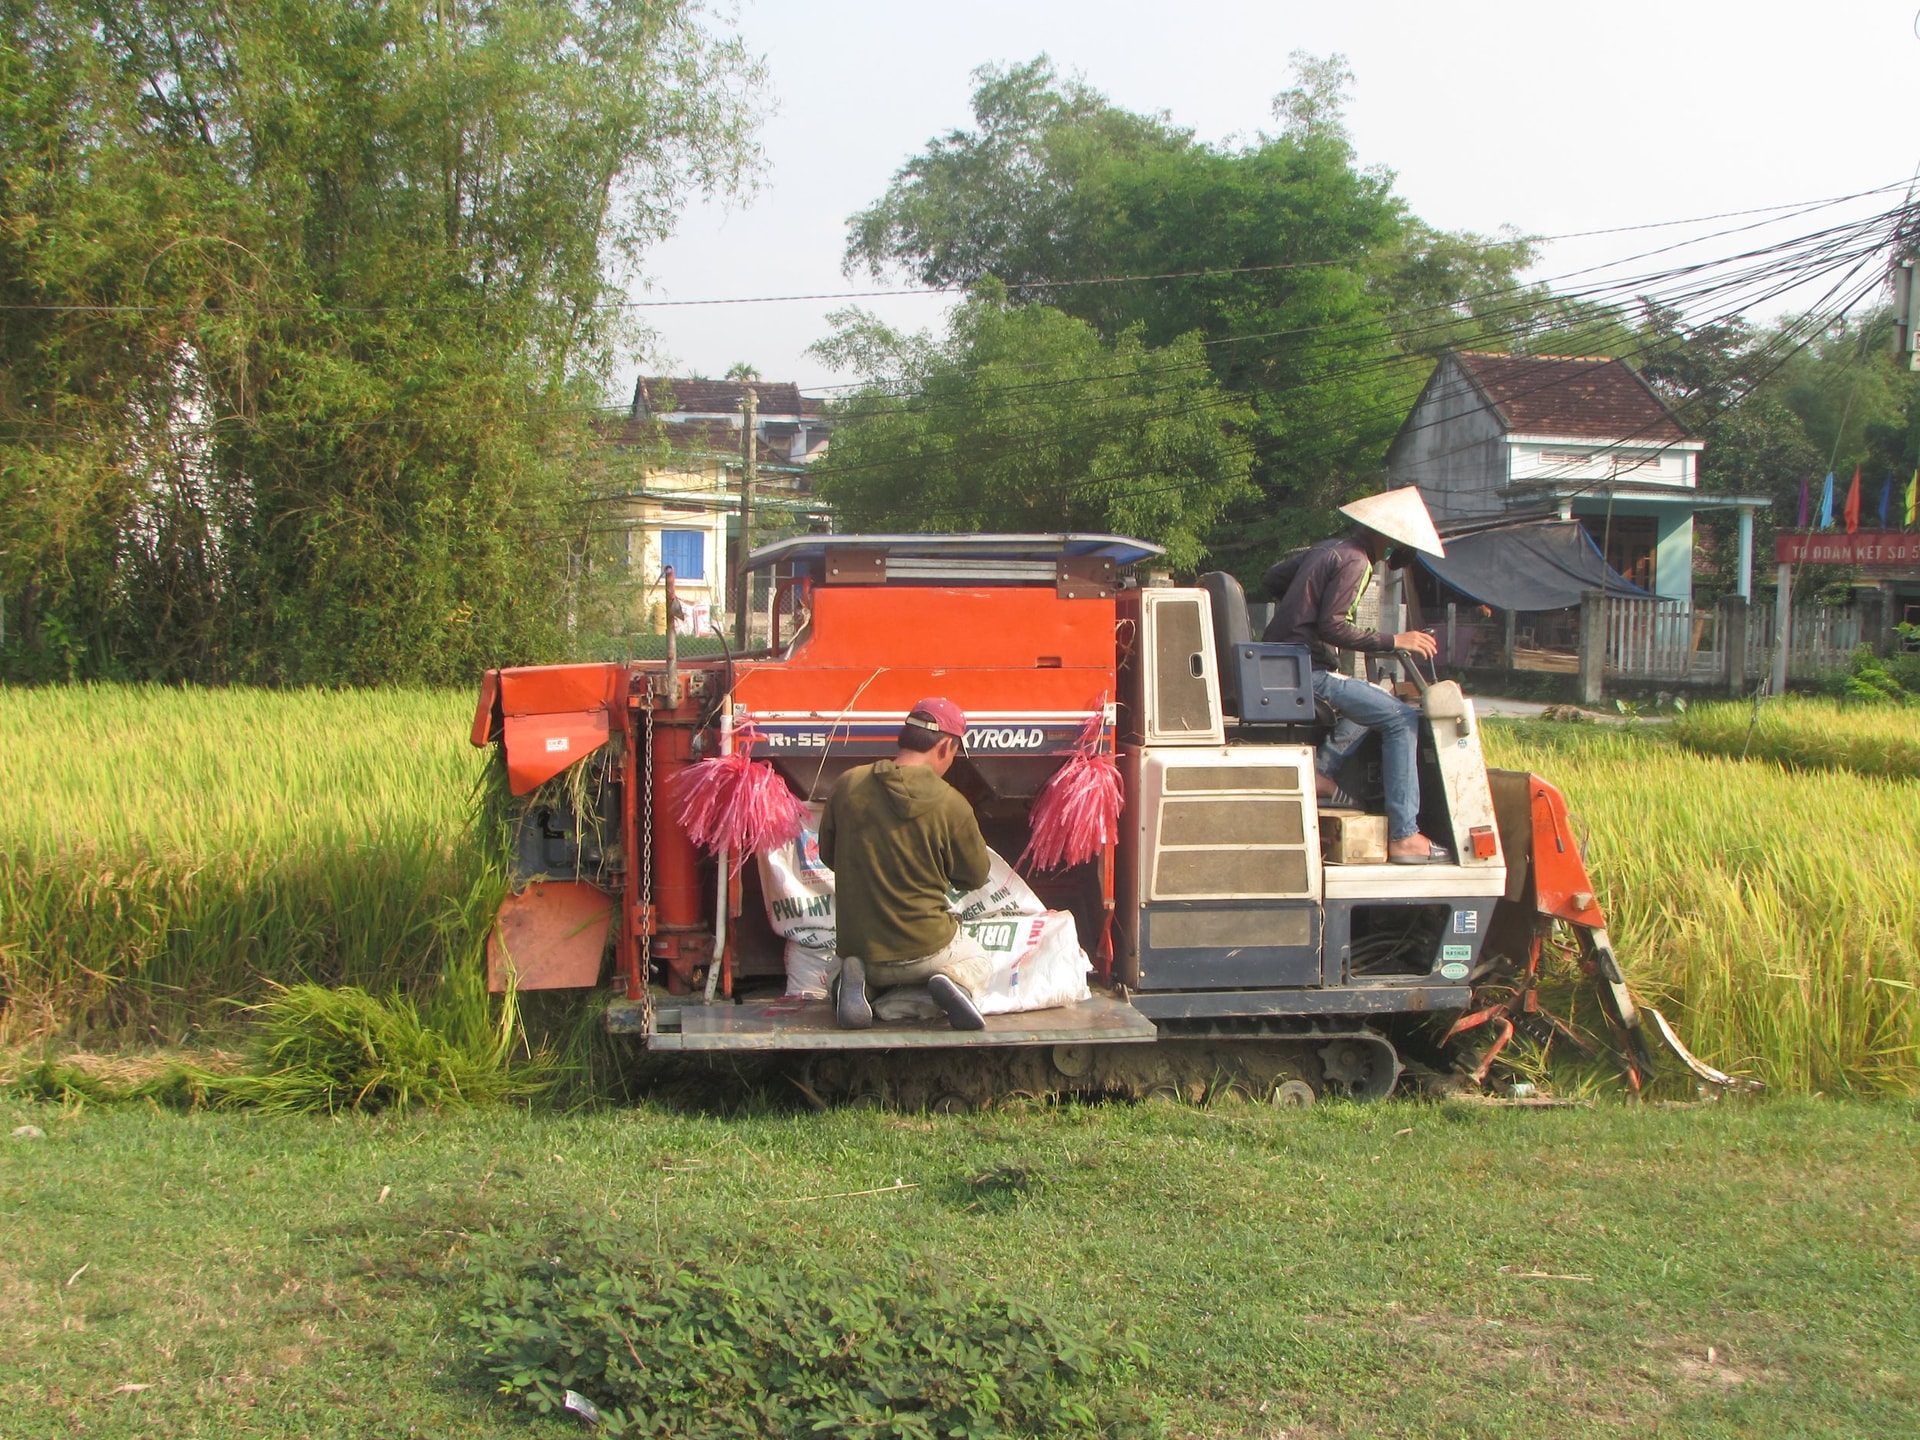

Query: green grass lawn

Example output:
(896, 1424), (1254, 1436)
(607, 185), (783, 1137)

(5, 1093), (1916, 1439)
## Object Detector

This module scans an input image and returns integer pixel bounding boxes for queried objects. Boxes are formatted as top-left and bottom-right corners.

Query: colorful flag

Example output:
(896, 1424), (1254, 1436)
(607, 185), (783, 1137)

(1797, 475), (1810, 528)
(1908, 469), (1919, 529)
(1818, 471), (1835, 528)
(1844, 464), (1861, 534)
(1881, 474), (1893, 529)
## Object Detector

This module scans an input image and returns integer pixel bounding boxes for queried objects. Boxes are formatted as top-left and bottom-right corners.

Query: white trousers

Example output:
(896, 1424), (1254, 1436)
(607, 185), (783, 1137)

(859, 928), (991, 999)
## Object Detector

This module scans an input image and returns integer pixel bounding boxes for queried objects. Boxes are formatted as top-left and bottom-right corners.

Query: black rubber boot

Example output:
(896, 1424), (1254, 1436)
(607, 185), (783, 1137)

(927, 974), (985, 1031)
(834, 955), (873, 1029)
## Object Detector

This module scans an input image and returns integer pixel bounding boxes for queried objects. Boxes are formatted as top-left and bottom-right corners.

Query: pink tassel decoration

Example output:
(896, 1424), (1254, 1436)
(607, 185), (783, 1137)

(1019, 706), (1123, 873)
(670, 727), (806, 868)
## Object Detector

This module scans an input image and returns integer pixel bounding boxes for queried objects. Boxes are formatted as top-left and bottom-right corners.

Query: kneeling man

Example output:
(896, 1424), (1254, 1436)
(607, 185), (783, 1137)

(819, 698), (992, 1030)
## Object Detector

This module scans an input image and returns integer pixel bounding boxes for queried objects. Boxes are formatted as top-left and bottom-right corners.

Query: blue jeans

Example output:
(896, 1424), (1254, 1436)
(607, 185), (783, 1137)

(1312, 669), (1423, 842)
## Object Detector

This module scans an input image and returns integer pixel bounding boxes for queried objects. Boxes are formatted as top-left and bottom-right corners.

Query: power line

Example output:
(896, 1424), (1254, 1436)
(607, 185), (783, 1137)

(7, 195), (1901, 479)
(800, 210), (1901, 491)
(802, 196), (1908, 410)
(0, 179), (1911, 317)
(538, 177), (1920, 310)
(847, 257), (1891, 528)
(456, 258), (1892, 542)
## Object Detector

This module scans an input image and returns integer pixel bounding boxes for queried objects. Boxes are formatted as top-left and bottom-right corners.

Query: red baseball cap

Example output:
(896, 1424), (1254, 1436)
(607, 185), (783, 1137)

(904, 697), (967, 743)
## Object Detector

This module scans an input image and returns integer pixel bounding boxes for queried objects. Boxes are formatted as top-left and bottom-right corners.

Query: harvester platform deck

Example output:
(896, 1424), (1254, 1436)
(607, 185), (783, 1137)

(633, 994), (1159, 1051)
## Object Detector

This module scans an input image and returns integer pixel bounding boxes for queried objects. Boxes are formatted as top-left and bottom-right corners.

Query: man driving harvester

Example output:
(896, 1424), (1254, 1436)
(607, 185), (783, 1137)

(1262, 487), (1451, 865)
(820, 698), (993, 1030)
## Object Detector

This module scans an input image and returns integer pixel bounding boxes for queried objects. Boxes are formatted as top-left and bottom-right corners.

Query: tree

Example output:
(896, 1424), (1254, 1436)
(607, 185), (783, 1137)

(843, 56), (1540, 571)
(812, 291), (1254, 570)
(1765, 309), (1919, 477)
(0, 0), (763, 682)
(1270, 49), (1354, 144)
(1628, 302), (1919, 596)
(845, 57), (1192, 297)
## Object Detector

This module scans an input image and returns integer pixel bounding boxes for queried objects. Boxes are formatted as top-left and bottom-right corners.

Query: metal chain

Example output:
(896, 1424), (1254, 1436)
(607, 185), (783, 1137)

(639, 699), (656, 1037)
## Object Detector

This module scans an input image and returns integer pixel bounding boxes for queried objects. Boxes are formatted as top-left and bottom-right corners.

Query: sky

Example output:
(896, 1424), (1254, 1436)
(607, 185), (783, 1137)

(618, 0), (1920, 400)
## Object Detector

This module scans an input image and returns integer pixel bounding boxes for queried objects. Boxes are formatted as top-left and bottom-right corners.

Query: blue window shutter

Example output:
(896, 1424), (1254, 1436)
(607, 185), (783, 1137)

(660, 528), (705, 580)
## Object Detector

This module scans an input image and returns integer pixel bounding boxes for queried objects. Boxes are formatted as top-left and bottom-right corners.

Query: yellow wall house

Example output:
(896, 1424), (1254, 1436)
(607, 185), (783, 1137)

(608, 378), (830, 638)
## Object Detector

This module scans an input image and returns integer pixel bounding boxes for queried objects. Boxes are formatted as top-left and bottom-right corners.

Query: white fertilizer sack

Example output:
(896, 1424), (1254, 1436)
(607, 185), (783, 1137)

(761, 807), (1044, 998)
(782, 938), (839, 1000)
(947, 850), (1044, 922)
(758, 803), (836, 953)
(961, 910), (1092, 1015)
(789, 911), (1090, 1012)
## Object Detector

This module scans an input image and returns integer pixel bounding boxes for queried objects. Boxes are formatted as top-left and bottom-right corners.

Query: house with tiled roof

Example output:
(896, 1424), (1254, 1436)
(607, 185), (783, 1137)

(630, 378), (829, 469)
(605, 378), (830, 634)
(1387, 351), (1767, 603)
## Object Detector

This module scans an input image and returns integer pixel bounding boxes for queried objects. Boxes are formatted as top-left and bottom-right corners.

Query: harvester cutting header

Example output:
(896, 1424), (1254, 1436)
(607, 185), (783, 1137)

(470, 510), (1733, 1107)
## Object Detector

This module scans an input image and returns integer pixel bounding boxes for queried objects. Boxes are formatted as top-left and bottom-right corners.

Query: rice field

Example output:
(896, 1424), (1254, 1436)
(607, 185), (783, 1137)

(1484, 720), (1920, 1095)
(3, 685), (1916, 1094)
(1672, 695), (1920, 780)
(0, 686), (492, 1043)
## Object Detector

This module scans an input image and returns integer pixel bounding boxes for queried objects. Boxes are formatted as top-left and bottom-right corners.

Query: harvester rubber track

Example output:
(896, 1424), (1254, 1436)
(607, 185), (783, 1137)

(787, 1034), (1400, 1112)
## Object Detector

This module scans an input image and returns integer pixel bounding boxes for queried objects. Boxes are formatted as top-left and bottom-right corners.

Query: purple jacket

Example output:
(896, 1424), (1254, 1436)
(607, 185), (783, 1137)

(1260, 536), (1393, 672)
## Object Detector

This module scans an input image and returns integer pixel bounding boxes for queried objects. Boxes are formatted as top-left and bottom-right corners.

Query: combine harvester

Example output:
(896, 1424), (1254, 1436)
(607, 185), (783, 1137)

(471, 533), (1736, 1107)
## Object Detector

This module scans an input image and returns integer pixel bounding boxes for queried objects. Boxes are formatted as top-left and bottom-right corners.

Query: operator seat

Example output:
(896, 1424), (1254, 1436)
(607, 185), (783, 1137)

(1197, 571), (1329, 728)
(1197, 571), (1252, 713)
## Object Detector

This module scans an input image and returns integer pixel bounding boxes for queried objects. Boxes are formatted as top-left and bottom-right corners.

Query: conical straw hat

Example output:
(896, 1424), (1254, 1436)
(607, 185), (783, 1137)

(1338, 487), (1445, 558)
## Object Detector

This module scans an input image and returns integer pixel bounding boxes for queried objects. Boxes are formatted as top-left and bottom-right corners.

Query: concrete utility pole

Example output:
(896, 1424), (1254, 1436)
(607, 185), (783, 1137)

(1893, 258), (1917, 370)
(734, 386), (758, 647)
(1771, 561), (1792, 697)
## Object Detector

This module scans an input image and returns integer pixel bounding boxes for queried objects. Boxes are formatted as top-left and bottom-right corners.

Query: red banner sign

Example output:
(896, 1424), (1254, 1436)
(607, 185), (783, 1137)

(1775, 531), (1920, 566)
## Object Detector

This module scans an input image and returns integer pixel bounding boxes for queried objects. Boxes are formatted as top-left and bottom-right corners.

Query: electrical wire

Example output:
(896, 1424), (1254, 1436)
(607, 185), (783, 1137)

(502, 195), (1893, 444)
(799, 210), (1903, 500)
(801, 188), (1912, 406)
(243, 226), (1893, 530)
(9, 187), (1905, 518)
(846, 262), (1891, 527)
(0, 178), (1910, 317)
(114, 192), (1920, 436)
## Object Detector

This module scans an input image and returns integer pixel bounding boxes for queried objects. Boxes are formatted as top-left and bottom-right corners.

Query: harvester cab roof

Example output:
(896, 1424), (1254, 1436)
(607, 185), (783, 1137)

(469, 532), (1730, 1106)
(743, 530), (1165, 572)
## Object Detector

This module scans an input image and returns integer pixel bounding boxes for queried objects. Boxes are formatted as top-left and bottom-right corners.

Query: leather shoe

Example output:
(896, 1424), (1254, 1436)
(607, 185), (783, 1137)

(834, 956), (873, 1029)
(927, 974), (984, 1031)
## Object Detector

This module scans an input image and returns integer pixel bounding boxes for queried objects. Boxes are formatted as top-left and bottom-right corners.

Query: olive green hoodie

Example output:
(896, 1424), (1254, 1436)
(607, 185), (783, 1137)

(817, 759), (990, 965)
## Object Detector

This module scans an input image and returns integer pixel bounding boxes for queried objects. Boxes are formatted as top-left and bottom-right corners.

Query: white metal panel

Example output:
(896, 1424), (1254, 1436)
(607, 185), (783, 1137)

(1323, 863), (1507, 901)
(1140, 589), (1224, 745)
(1135, 745), (1322, 903)
(1423, 692), (1505, 873)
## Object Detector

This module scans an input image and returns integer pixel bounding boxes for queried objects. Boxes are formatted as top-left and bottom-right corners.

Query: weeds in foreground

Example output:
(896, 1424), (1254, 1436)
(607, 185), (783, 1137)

(4, 1051), (221, 1107)
(463, 1227), (1154, 1439)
